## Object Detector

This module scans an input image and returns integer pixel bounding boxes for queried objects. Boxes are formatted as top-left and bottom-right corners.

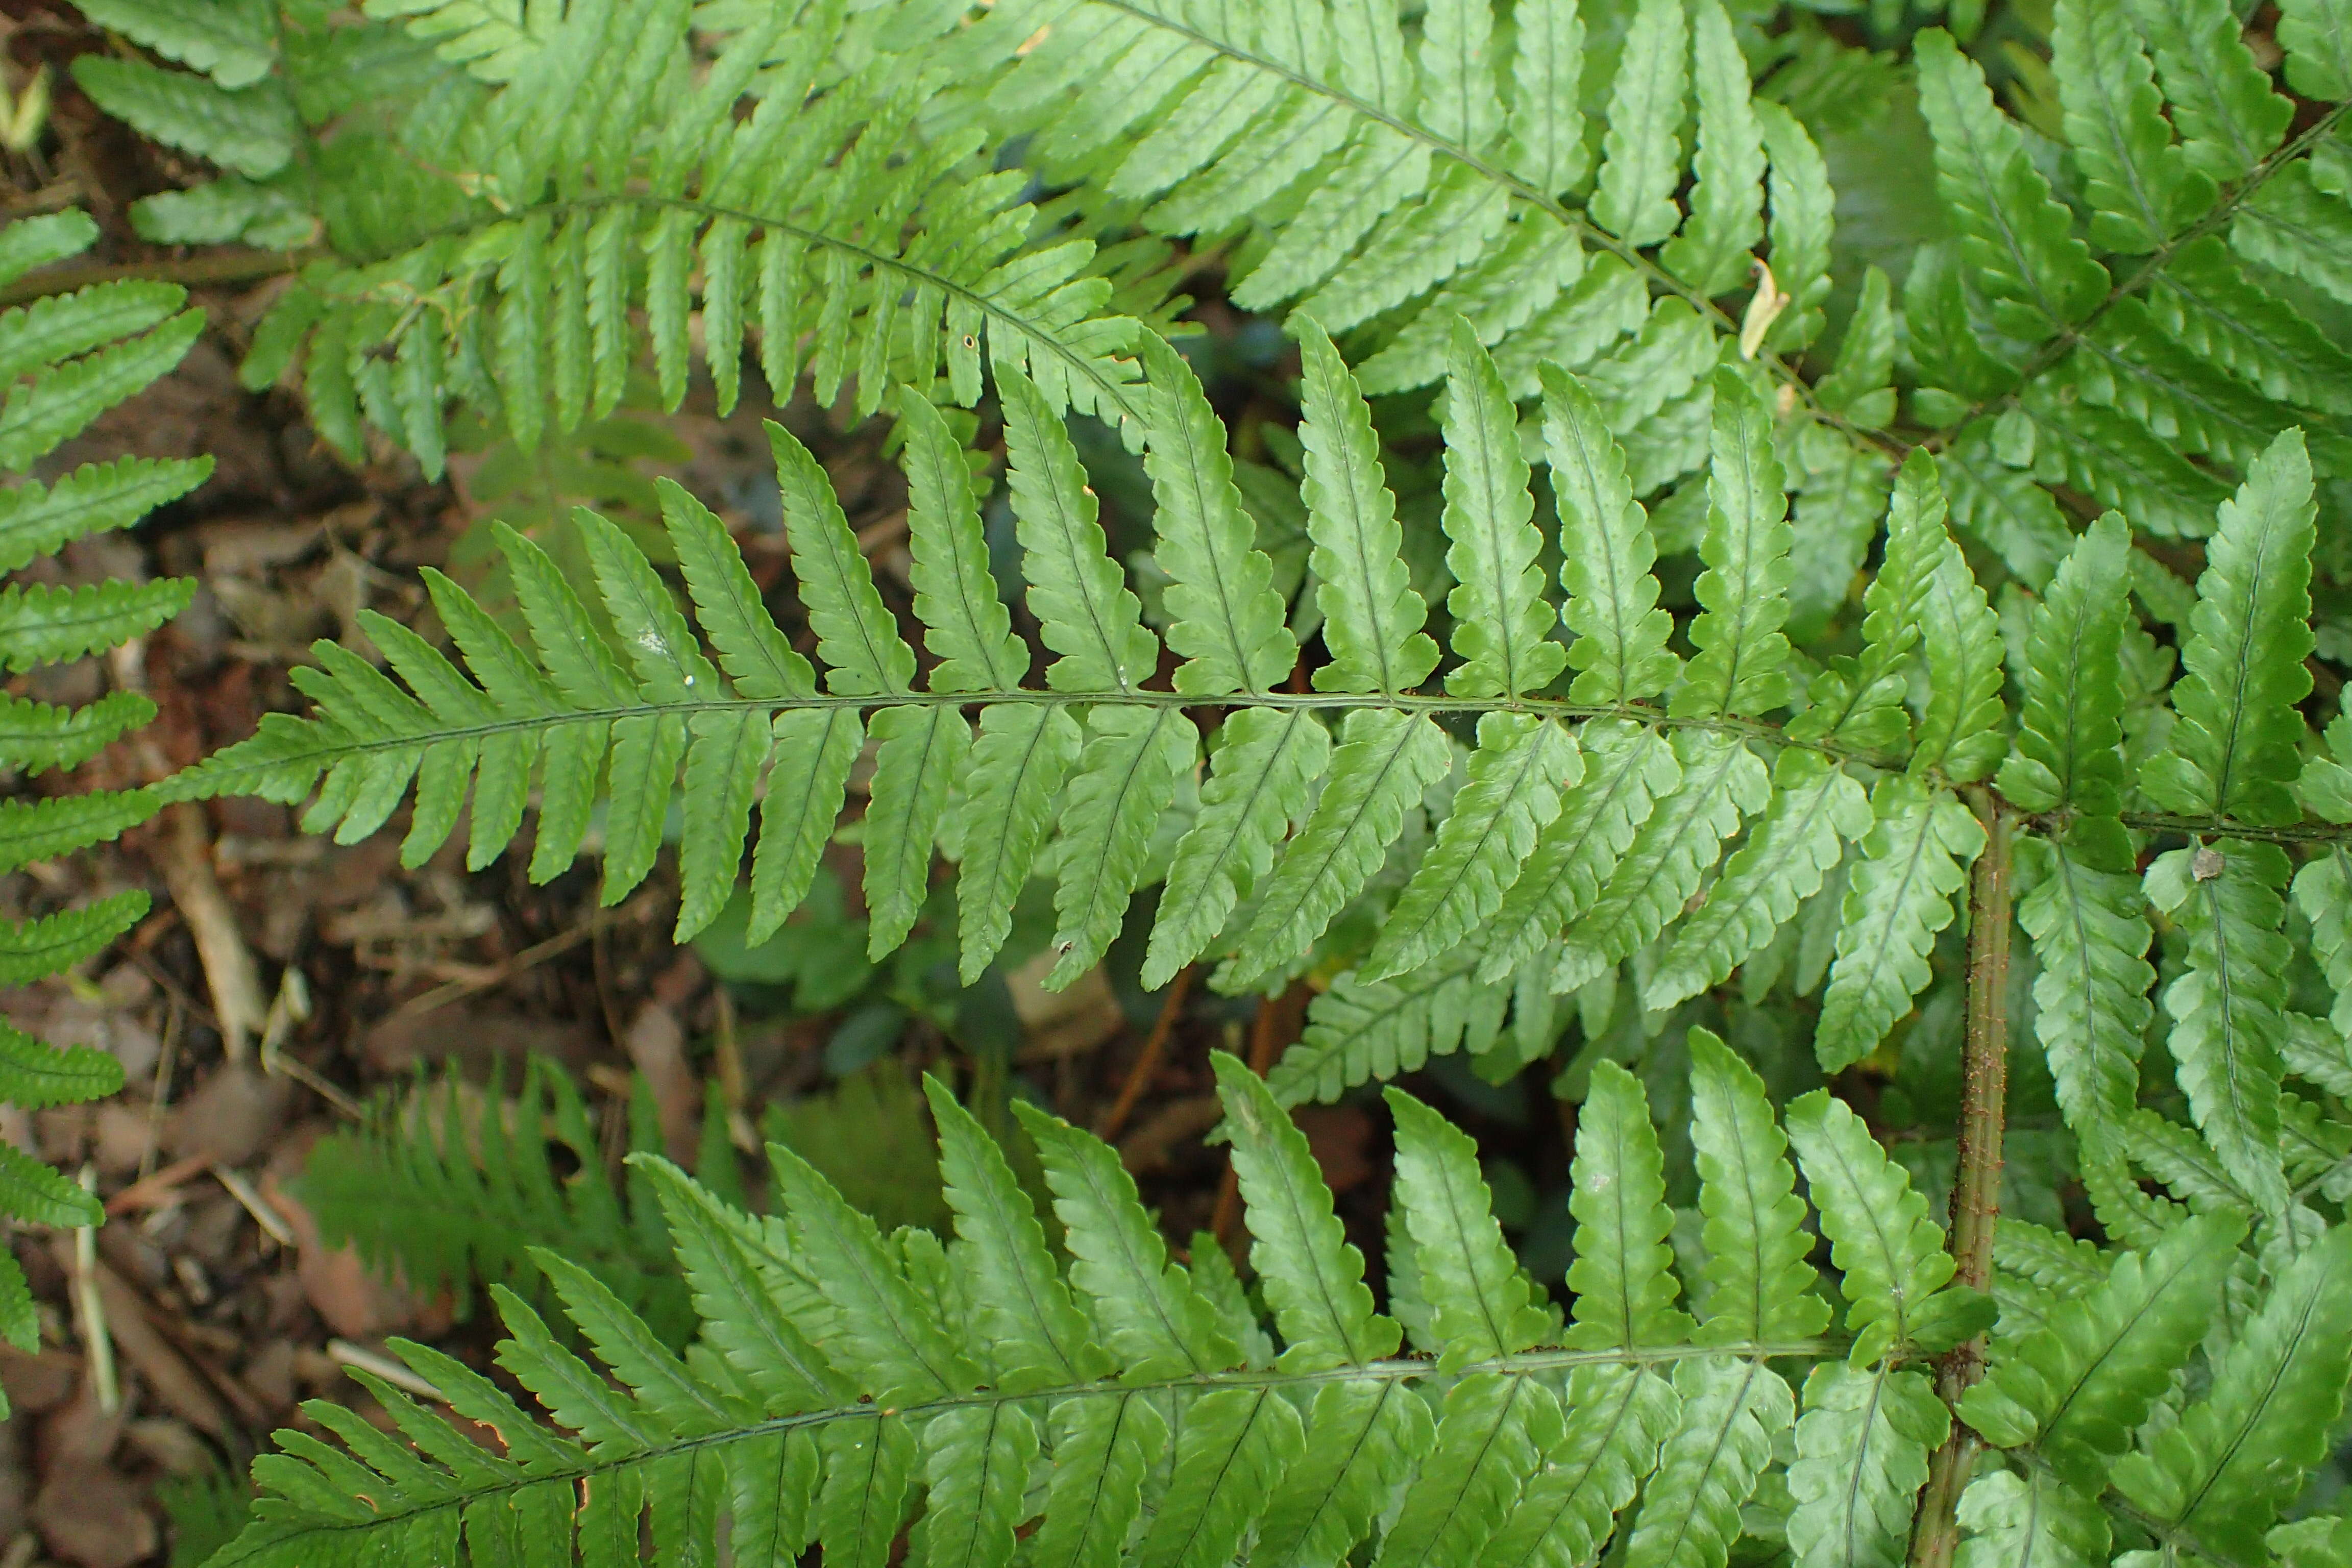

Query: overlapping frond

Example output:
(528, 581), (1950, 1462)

(0, 212), (209, 1399)
(189, 0), (1175, 472)
(206, 1041), (2017, 1568)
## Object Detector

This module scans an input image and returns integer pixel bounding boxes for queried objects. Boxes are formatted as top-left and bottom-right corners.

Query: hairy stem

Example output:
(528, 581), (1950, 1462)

(1909, 788), (2012, 1568)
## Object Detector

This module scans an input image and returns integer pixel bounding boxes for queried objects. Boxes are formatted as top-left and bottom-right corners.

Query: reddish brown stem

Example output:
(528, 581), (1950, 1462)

(1095, 965), (1195, 1143)
(1909, 789), (2013, 1567)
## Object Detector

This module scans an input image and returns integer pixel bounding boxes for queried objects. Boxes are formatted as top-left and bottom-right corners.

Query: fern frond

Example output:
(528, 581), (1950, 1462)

(1685, 1027), (1832, 1346)
(1998, 514), (2133, 860)
(1364, 715), (1577, 983)
(303, 1057), (690, 1334)
(1785, 1090), (1957, 1362)
(2142, 430), (2316, 828)
(1673, 371), (1796, 721)
(1957, 1212), (2240, 1488)
(2112, 1228), (2352, 1560)
(2015, 837), (2154, 1156)
(1562, 1062), (1691, 1353)
(2143, 839), (2294, 1211)
(1951, 1467), (2111, 1568)
(1815, 779), (1984, 1073)
(1645, 754), (1870, 1011)
(1786, 1363), (1948, 1568)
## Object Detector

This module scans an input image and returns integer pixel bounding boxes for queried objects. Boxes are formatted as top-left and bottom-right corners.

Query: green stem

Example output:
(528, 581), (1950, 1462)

(1908, 787), (2012, 1568)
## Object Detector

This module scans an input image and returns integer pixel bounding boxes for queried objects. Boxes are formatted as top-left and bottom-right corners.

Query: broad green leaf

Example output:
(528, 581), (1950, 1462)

(1438, 323), (1565, 699)
(1212, 1053), (1399, 1368)
(2143, 839), (2294, 1212)
(1564, 1062), (1692, 1351)
(1387, 1088), (1555, 1371)
(1138, 335), (1297, 696)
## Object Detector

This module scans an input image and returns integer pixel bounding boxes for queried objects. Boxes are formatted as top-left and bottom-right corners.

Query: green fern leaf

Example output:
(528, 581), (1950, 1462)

(2053, 0), (2213, 251)
(1645, 753), (1870, 1011)
(68, 56), (295, 178)
(1590, 0), (1688, 247)
(749, 709), (862, 945)
(1438, 323), (1565, 700)
(1951, 1466), (2111, 1568)
(0, 1020), (121, 1111)
(768, 422), (915, 697)
(2112, 1227), (2352, 1559)
(1786, 1364), (1948, 1568)
(1674, 371), (1796, 720)
(952, 705), (1084, 983)
(1998, 513), (2132, 859)
(1541, 364), (1680, 706)
(632, 1156), (840, 1411)
(816, 1415), (917, 1568)
(2016, 837), (2154, 1156)
(0, 455), (200, 578)
(1267, 953), (1489, 1105)
(0, 891), (146, 987)
(1048, 705), (1194, 987)
(1476, 1363), (1678, 1568)
(1365, 715), (1579, 982)
(0, 691), (153, 777)
(1785, 1089), (1956, 1361)
(2141, 430), (2315, 827)
(2131, 0), (2293, 181)
(1256, 1380), (1431, 1568)
(1293, 318), (1440, 695)
(1906, 488), (2006, 785)
(2294, 845), (2352, 1040)
(909, 1403), (1040, 1568)
(1479, 721), (1680, 983)
(1505, 0), (1589, 194)
(863, 705), (971, 959)
(1143, 707), (1331, 989)
(1686, 1027), (1833, 1345)
(0, 309), (202, 471)
(2143, 838), (2294, 1212)
(897, 391), (1022, 695)
(1141, 1385), (1304, 1568)
(1758, 103), (1834, 351)
(1012, 1101), (1239, 1379)
(922, 1081), (1104, 1391)
(1138, 336), (1297, 697)
(1002, 370), (1159, 694)
(1622, 1358), (1796, 1568)
(78, 0), (274, 87)
(1661, 1), (1765, 295)
(659, 478), (815, 701)
(1553, 730), (1771, 992)
(0, 791), (156, 877)
(1377, 1372), (1562, 1568)
(1815, 778), (1983, 1074)
(1030, 1393), (1166, 1568)
(765, 1141), (977, 1404)
(2280, 0), (2352, 96)
(1223, 709), (1452, 994)
(1563, 1061), (1693, 1351)
(1958, 1211), (2240, 1489)
(1387, 1087), (1555, 1372)
(1914, 29), (2109, 334)
(1212, 1052), (1398, 1368)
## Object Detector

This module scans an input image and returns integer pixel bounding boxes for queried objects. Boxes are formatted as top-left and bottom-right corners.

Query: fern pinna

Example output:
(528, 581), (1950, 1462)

(70, 0), (2352, 607)
(0, 211), (208, 1401)
(206, 1047), (2352, 1568)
